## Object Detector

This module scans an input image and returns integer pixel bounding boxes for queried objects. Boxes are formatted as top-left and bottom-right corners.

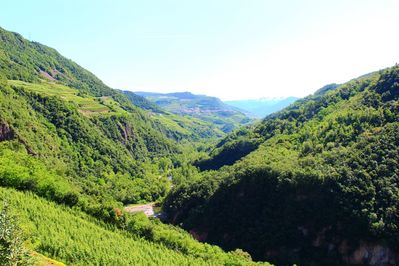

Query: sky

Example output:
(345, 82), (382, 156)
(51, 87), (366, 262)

(2, 0), (399, 100)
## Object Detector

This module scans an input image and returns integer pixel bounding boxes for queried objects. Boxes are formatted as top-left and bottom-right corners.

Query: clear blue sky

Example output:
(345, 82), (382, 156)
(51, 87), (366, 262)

(2, 0), (399, 100)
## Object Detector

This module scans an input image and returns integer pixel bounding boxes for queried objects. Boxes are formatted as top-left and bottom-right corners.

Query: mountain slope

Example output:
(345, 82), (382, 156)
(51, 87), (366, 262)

(225, 96), (299, 118)
(135, 91), (253, 132)
(164, 66), (399, 265)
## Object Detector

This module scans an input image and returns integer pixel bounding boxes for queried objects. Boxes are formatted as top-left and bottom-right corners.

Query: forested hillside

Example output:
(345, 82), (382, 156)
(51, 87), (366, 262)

(0, 26), (265, 265)
(164, 66), (399, 265)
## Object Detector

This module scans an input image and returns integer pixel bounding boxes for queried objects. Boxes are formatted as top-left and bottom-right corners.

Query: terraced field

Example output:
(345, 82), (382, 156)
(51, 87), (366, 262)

(9, 80), (126, 115)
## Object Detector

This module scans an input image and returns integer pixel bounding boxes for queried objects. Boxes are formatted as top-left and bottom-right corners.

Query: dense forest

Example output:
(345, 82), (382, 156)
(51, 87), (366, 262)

(164, 66), (399, 265)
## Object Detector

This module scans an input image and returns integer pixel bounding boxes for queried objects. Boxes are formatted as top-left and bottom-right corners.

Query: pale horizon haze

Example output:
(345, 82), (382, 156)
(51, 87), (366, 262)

(2, 0), (399, 100)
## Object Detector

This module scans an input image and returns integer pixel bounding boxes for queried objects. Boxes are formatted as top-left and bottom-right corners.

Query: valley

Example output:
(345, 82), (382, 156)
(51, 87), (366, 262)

(0, 12), (398, 266)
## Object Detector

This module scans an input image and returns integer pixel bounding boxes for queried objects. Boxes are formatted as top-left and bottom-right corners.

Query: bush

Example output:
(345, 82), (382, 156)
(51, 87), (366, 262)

(0, 203), (31, 265)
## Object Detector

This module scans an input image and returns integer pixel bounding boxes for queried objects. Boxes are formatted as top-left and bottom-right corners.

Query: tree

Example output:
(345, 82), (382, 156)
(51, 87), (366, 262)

(0, 203), (31, 265)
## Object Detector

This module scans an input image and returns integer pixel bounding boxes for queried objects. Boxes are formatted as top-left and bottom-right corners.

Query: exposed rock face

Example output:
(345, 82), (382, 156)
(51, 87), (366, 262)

(0, 119), (36, 154)
(189, 229), (208, 242)
(119, 123), (132, 144)
(39, 70), (56, 81)
(124, 203), (155, 217)
(264, 224), (399, 265)
(344, 242), (398, 266)
(39, 68), (61, 81)
(0, 120), (14, 141)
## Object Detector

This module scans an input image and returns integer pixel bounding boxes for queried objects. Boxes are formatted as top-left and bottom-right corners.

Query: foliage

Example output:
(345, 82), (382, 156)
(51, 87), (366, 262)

(0, 146), (78, 206)
(0, 203), (31, 265)
(0, 187), (267, 265)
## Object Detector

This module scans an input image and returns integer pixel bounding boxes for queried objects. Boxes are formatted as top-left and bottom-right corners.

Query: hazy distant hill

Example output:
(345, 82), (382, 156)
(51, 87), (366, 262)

(135, 91), (252, 132)
(225, 96), (299, 118)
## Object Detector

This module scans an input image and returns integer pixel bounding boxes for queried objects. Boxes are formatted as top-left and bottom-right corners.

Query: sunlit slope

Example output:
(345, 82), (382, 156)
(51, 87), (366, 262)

(0, 187), (269, 265)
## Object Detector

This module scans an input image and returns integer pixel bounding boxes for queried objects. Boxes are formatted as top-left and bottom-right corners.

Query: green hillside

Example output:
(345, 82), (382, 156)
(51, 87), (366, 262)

(164, 66), (399, 265)
(135, 91), (253, 132)
(0, 187), (267, 265)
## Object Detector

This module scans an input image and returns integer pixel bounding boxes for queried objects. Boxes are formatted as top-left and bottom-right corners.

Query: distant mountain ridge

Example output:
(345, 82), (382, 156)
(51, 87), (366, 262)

(135, 91), (252, 132)
(225, 96), (299, 118)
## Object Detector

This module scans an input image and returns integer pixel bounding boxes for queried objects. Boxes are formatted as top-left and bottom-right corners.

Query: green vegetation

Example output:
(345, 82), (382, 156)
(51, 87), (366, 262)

(164, 66), (399, 265)
(0, 203), (31, 265)
(0, 187), (267, 265)
(5, 22), (399, 266)
(8, 80), (123, 115)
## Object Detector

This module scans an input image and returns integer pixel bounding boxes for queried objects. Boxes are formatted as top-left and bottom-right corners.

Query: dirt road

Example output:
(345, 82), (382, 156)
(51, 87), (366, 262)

(124, 203), (155, 217)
